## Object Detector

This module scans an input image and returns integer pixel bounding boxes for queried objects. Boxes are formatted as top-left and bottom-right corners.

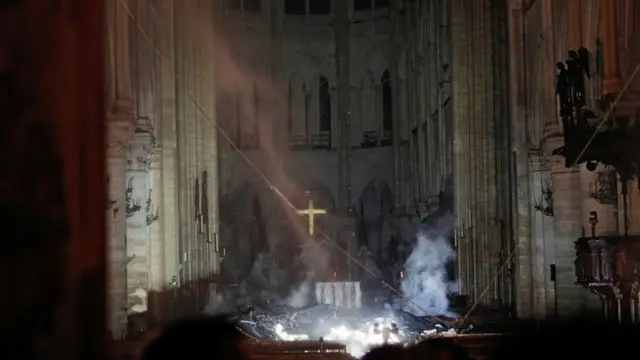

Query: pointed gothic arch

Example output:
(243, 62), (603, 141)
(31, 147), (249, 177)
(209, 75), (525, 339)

(382, 70), (393, 143)
(355, 178), (393, 279)
(318, 76), (331, 132)
(219, 182), (268, 282)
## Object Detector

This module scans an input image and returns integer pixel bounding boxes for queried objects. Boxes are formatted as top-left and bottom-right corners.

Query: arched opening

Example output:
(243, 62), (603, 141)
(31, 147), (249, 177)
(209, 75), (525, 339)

(309, 0), (330, 14)
(318, 76), (331, 132)
(317, 76), (332, 149)
(382, 70), (393, 145)
(374, 0), (390, 8)
(285, 0), (306, 15)
(219, 183), (268, 284)
(243, 0), (261, 12)
(355, 178), (393, 288)
(354, 0), (372, 11)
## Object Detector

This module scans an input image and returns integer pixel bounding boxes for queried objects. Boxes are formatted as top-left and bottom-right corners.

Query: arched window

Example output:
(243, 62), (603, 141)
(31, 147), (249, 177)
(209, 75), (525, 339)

(318, 77), (331, 132)
(243, 0), (261, 12)
(285, 0), (306, 15)
(287, 79), (293, 133)
(354, 0), (372, 11)
(382, 70), (393, 134)
(228, 0), (241, 10)
(374, 0), (389, 8)
(309, 0), (330, 14)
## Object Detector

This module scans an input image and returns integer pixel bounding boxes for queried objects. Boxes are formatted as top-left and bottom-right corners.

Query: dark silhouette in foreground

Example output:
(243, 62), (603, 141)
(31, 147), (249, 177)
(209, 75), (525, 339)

(142, 316), (248, 360)
(408, 338), (470, 360)
(362, 345), (409, 360)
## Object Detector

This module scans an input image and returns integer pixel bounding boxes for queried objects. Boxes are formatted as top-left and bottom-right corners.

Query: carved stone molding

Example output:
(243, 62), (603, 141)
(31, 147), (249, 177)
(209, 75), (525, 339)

(128, 130), (155, 172)
(106, 111), (135, 156)
(135, 116), (154, 136)
(529, 149), (551, 172)
(106, 141), (129, 158)
(108, 98), (135, 119)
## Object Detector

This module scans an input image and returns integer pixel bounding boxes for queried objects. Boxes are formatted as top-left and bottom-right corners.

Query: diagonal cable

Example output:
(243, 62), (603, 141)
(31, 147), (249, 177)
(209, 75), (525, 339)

(570, 62), (640, 167)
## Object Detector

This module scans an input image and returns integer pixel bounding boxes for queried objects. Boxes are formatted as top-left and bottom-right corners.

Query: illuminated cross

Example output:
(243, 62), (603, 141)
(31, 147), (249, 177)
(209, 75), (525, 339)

(296, 199), (327, 236)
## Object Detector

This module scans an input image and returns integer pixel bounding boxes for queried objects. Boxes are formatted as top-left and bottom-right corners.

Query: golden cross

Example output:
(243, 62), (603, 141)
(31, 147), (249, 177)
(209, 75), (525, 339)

(296, 199), (327, 236)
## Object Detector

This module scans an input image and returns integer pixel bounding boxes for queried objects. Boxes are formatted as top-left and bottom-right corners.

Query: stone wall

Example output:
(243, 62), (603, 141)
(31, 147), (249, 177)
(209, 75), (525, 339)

(509, 0), (639, 319)
(105, 0), (221, 339)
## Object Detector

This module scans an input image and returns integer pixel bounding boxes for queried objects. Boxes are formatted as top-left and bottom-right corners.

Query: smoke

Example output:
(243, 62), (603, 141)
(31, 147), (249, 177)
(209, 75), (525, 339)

(286, 277), (312, 308)
(204, 292), (230, 315)
(401, 232), (456, 317)
(285, 237), (330, 308)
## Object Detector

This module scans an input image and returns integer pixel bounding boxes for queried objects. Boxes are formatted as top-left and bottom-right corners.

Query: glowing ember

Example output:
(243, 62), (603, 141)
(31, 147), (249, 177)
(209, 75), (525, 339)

(273, 324), (310, 341)
(273, 318), (402, 358)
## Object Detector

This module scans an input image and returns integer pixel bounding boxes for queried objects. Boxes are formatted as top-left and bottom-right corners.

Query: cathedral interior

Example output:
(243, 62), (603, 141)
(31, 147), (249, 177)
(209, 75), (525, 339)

(4, 0), (640, 359)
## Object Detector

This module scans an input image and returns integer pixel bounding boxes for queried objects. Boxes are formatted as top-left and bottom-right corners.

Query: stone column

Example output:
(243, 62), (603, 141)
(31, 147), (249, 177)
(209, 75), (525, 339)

(126, 122), (154, 315)
(390, 0), (403, 211)
(508, 0), (527, 309)
(106, 0), (135, 340)
(201, 0), (220, 280)
(106, 0), (133, 112)
(106, 120), (133, 339)
(174, 2), (193, 294)
(414, 3), (427, 202)
(544, 131), (584, 316)
(527, 150), (555, 319)
(155, 0), (179, 294)
(134, 0), (157, 130)
(451, 0), (509, 305)
(148, 147), (163, 291)
(332, 0), (354, 277)
(600, 0), (621, 94)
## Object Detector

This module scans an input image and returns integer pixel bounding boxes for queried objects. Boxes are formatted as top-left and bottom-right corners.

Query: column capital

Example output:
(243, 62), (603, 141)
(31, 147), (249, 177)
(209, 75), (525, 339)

(128, 135), (154, 172)
(106, 113), (135, 158)
(108, 99), (135, 119)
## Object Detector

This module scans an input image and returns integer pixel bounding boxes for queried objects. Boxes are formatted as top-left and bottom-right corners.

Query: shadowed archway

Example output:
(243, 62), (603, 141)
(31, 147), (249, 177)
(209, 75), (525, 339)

(219, 182), (268, 283)
(355, 178), (393, 281)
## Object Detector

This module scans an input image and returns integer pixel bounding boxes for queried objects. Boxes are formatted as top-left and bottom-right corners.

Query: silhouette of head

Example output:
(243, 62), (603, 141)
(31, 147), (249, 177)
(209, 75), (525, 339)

(141, 315), (248, 360)
(362, 345), (408, 360)
(407, 338), (470, 360)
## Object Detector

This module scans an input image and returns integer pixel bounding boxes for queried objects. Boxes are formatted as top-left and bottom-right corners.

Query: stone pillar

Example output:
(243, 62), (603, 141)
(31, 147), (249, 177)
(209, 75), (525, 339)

(508, 0), (527, 310)
(106, 0), (133, 111)
(332, 0), (354, 277)
(175, 0), (189, 292)
(156, 0), (179, 293)
(148, 147), (164, 290)
(527, 150), (555, 319)
(390, 0), (403, 212)
(106, 119), (133, 339)
(544, 131), (584, 316)
(134, 0), (157, 131)
(201, 0), (220, 280)
(106, 0), (135, 340)
(126, 122), (154, 315)
(451, 0), (509, 305)
(600, 0), (621, 94)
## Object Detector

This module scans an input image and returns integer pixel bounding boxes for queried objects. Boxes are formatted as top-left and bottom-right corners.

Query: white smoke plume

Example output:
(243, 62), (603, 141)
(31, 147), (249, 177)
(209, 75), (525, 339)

(401, 233), (456, 317)
(286, 277), (312, 308)
(285, 237), (330, 308)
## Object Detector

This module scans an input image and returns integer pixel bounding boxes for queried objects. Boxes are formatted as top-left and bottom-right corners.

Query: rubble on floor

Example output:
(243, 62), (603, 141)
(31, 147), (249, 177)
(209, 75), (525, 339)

(230, 303), (477, 358)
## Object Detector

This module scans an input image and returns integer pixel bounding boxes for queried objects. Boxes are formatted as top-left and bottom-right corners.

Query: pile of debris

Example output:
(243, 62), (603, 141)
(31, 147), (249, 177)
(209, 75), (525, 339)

(230, 303), (476, 357)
